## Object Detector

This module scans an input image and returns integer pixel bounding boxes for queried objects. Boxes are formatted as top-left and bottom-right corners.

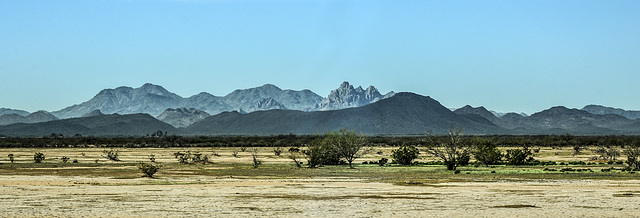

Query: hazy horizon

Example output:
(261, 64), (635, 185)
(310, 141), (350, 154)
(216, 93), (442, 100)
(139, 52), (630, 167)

(2, 0), (639, 114)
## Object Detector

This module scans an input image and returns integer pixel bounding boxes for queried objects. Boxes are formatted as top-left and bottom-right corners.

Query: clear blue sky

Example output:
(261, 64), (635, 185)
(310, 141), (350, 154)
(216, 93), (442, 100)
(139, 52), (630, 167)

(1, 0), (639, 114)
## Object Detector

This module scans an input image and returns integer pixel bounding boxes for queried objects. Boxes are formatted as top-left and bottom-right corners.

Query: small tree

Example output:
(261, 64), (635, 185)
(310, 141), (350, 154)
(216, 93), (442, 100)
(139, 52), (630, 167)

(8, 154), (14, 163)
(328, 129), (369, 168)
(504, 146), (535, 165)
(34, 152), (45, 163)
(137, 162), (161, 178)
(391, 145), (420, 165)
(424, 129), (474, 170)
(473, 140), (503, 167)
(288, 150), (303, 168)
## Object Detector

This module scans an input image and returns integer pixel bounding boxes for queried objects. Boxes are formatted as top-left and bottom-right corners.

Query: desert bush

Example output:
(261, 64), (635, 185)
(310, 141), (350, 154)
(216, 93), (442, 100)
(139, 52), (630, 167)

(174, 151), (210, 164)
(137, 162), (161, 178)
(252, 149), (262, 168)
(273, 147), (283, 156)
(72, 159), (78, 163)
(378, 158), (388, 166)
(391, 145), (419, 165)
(240, 147), (248, 152)
(149, 154), (156, 162)
(102, 149), (120, 161)
(376, 151), (384, 155)
(34, 152), (45, 163)
(61, 156), (70, 163)
(8, 154), (14, 163)
(232, 150), (239, 158)
(473, 142), (502, 167)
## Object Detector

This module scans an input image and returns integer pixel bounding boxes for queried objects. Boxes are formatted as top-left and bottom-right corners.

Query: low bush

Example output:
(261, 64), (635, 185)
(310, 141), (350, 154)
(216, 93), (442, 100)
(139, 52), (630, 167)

(8, 154), (14, 163)
(34, 152), (45, 163)
(61, 156), (70, 163)
(391, 145), (419, 165)
(378, 158), (388, 166)
(103, 149), (120, 161)
(137, 162), (161, 178)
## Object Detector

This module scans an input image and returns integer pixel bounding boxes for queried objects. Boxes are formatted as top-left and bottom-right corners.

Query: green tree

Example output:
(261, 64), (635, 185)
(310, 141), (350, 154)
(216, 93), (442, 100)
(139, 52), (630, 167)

(473, 139), (503, 167)
(504, 146), (535, 165)
(327, 129), (369, 168)
(424, 129), (474, 170)
(624, 144), (640, 169)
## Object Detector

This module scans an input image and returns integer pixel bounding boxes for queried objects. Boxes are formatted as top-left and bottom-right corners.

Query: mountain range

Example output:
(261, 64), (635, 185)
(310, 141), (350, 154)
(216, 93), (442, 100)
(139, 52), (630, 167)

(0, 82), (639, 136)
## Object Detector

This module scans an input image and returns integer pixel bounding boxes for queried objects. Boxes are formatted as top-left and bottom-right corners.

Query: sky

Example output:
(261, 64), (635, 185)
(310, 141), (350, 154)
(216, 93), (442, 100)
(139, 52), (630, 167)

(1, 0), (639, 114)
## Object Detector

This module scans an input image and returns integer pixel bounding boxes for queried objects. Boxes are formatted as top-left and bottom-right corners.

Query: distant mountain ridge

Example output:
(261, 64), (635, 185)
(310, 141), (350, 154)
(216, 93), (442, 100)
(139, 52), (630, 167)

(0, 111), (59, 126)
(582, 105), (640, 120)
(0, 108), (30, 117)
(50, 82), (389, 119)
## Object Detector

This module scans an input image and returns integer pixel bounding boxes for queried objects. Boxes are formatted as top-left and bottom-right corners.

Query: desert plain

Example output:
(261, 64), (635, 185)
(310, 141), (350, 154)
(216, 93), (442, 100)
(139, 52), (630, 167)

(1, 147), (639, 217)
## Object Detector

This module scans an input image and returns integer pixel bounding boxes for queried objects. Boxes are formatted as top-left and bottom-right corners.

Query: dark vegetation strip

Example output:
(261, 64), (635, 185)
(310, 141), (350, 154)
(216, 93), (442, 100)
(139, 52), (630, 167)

(1, 134), (640, 148)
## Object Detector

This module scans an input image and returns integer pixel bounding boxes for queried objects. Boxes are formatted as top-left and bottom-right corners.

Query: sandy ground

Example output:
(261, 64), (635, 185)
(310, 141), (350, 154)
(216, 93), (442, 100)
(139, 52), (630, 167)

(1, 175), (639, 217)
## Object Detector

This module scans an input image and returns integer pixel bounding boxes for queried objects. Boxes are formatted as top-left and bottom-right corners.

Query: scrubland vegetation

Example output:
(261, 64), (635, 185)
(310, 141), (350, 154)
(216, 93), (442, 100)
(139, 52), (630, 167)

(1, 130), (639, 179)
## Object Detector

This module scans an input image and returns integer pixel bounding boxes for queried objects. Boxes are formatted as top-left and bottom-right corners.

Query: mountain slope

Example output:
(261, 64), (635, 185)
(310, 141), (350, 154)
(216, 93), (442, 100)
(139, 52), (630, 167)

(0, 113), (180, 136)
(186, 92), (506, 135)
(454, 105), (501, 124)
(156, 108), (210, 128)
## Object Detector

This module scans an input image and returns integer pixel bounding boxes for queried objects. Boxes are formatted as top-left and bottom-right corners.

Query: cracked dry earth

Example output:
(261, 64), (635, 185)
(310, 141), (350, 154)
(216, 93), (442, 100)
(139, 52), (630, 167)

(1, 175), (639, 217)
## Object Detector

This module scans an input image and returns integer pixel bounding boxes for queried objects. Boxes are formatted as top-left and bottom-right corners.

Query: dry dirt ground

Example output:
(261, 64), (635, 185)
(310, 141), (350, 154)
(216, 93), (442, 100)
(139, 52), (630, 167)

(0, 176), (639, 217)
(1, 147), (639, 217)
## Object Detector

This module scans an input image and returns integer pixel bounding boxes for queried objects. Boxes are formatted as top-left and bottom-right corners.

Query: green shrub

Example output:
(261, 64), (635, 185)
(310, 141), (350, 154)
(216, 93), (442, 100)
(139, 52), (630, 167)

(378, 158), (388, 166)
(137, 162), (161, 178)
(34, 152), (45, 163)
(391, 145), (419, 165)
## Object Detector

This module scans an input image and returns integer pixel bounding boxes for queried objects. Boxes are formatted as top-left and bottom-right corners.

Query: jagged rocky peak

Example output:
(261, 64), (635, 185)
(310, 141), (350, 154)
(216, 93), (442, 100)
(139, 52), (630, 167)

(316, 81), (391, 111)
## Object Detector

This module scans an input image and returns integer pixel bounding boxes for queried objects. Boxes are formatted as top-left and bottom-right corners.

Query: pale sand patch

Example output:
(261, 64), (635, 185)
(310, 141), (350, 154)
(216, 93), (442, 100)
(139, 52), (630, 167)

(0, 175), (639, 217)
